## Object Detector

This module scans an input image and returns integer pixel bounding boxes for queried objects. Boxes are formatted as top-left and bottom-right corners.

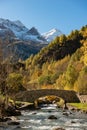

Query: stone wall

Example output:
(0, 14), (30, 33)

(77, 94), (87, 103)
(15, 89), (80, 103)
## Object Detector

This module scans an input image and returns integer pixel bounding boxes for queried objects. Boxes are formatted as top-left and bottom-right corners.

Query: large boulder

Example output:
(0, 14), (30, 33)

(18, 103), (36, 110)
(48, 115), (57, 120)
(53, 128), (65, 130)
(0, 117), (11, 122)
(5, 106), (21, 116)
(8, 121), (20, 125)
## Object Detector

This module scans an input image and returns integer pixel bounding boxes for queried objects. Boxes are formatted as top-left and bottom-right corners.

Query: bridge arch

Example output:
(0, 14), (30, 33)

(34, 95), (64, 107)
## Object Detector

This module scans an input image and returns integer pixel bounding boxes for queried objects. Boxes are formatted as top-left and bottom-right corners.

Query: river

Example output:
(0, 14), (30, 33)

(0, 104), (87, 130)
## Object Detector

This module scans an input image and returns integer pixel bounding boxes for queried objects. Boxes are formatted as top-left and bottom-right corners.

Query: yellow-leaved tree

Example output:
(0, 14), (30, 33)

(74, 66), (87, 94)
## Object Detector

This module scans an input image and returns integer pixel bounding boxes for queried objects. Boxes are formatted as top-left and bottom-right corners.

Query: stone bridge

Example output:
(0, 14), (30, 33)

(15, 89), (80, 103)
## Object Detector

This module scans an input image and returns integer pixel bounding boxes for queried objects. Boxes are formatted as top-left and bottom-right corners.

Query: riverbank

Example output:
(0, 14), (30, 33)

(9, 103), (87, 130)
(0, 100), (87, 130)
(68, 103), (87, 111)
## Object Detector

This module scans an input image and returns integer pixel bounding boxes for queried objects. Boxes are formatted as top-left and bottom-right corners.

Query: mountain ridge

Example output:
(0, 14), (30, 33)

(0, 18), (63, 62)
(0, 18), (62, 43)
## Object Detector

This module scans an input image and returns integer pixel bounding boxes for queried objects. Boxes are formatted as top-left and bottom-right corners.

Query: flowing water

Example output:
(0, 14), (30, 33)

(0, 104), (87, 130)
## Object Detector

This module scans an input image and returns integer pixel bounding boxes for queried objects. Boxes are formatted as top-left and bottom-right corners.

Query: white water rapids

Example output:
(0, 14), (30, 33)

(0, 104), (87, 130)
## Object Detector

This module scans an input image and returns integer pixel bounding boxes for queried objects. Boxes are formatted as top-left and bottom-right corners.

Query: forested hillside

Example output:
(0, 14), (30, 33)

(0, 25), (87, 95)
(24, 25), (87, 94)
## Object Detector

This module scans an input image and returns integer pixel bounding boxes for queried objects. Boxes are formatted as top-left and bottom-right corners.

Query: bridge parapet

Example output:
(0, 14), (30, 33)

(15, 89), (80, 103)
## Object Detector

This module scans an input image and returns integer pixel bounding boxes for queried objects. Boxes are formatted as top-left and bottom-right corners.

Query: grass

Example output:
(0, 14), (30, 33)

(69, 103), (87, 110)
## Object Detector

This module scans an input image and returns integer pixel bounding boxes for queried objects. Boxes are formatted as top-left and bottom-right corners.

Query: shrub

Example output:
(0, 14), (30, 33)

(6, 73), (25, 93)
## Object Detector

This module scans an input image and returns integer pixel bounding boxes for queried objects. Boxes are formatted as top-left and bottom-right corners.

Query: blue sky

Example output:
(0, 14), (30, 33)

(0, 0), (87, 34)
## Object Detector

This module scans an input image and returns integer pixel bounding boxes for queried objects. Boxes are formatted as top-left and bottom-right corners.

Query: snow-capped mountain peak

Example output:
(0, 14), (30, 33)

(27, 27), (40, 35)
(47, 28), (58, 35)
(0, 18), (47, 43)
(42, 28), (62, 42)
(0, 18), (9, 23)
(0, 18), (30, 40)
(13, 20), (25, 27)
(0, 18), (62, 43)
(0, 18), (24, 27)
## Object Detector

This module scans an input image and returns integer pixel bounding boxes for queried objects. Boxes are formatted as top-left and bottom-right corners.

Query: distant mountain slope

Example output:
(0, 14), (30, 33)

(0, 18), (63, 61)
(3, 41), (45, 62)
(0, 18), (46, 43)
(0, 18), (62, 43)
(0, 18), (47, 61)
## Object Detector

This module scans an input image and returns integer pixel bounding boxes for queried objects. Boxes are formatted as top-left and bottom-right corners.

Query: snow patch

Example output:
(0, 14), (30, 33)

(42, 28), (62, 42)
(13, 20), (25, 27)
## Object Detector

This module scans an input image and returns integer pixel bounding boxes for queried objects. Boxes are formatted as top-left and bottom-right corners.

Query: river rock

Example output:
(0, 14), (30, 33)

(0, 117), (11, 122)
(71, 121), (76, 123)
(70, 108), (76, 111)
(8, 121), (20, 125)
(63, 106), (68, 110)
(76, 108), (81, 112)
(48, 115), (57, 120)
(32, 112), (37, 115)
(53, 127), (65, 130)
(2, 104), (21, 116)
(82, 110), (87, 114)
(48, 110), (52, 113)
(57, 105), (61, 108)
(6, 108), (21, 116)
(63, 100), (68, 110)
(19, 103), (35, 110)
(10, 116), (18, 121)
(63, 112), (69, 116)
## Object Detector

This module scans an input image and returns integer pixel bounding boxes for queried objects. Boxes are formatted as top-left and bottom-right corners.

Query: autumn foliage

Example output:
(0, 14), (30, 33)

(0, 25), (87, 95)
